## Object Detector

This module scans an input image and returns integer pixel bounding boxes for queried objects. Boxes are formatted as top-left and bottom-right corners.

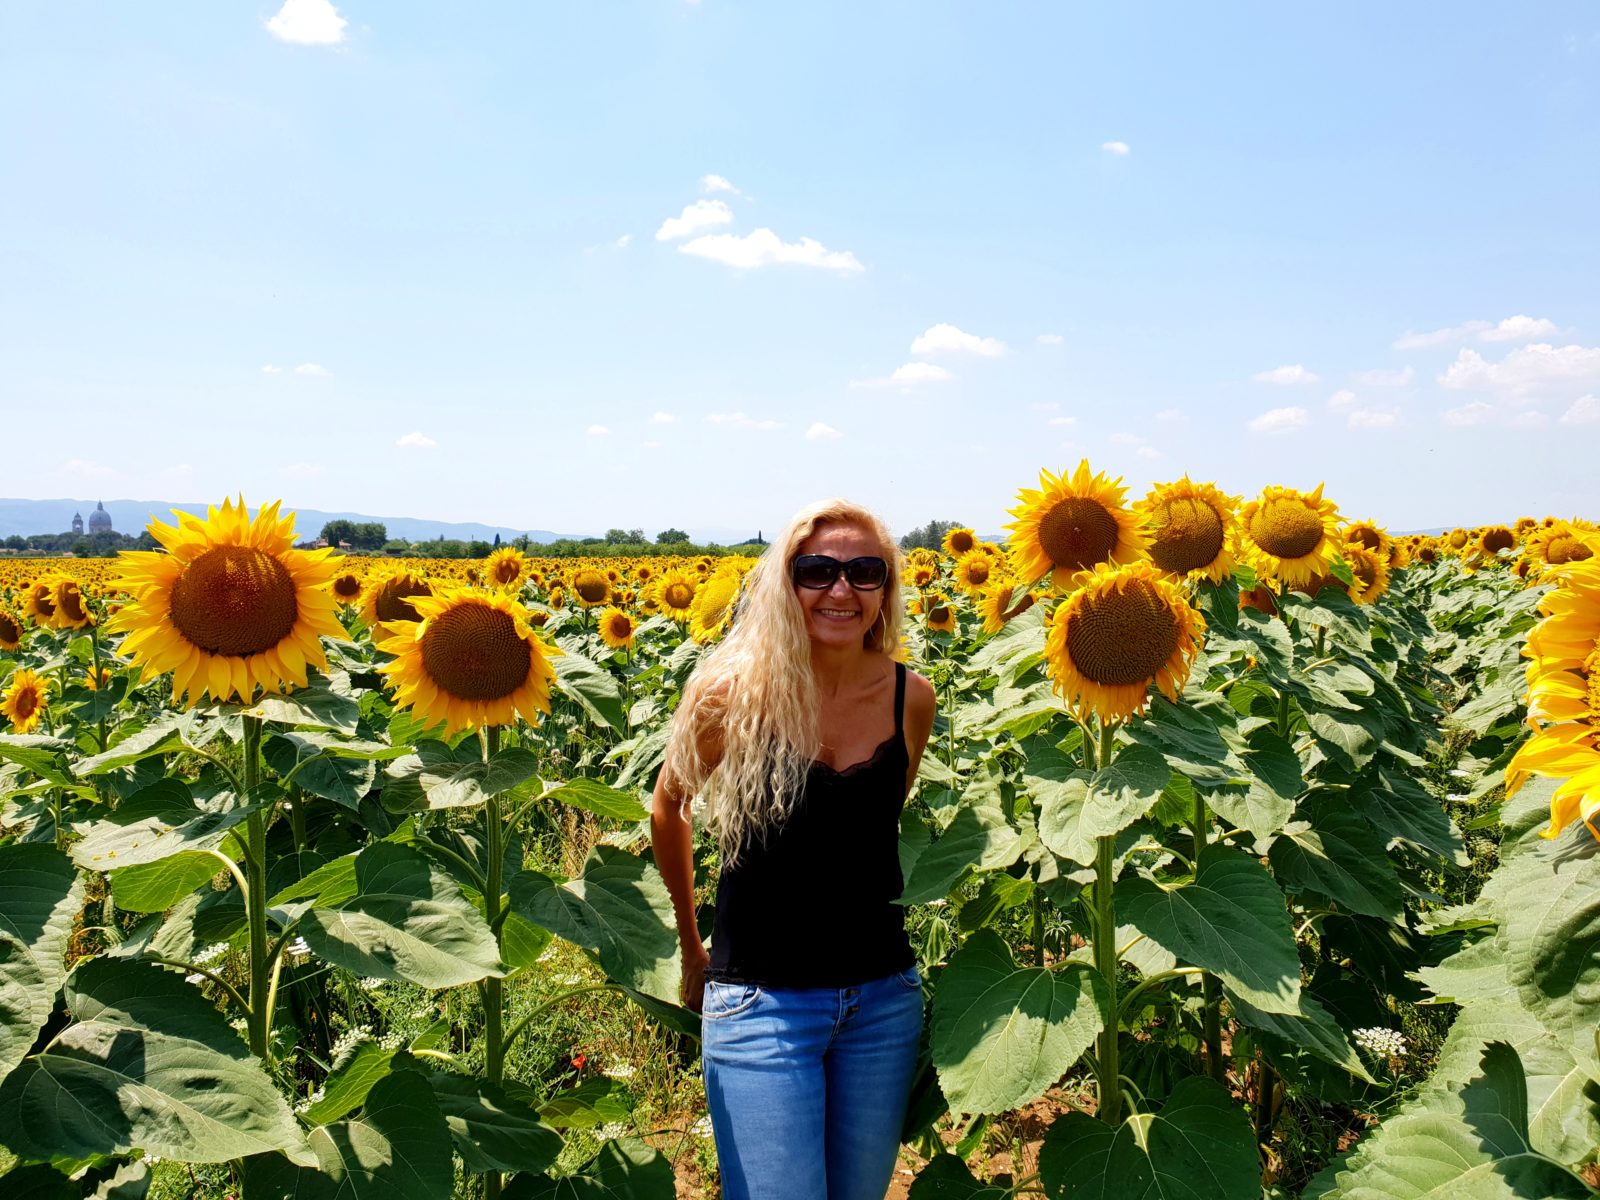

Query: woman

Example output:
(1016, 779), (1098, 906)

(650, 499), (937, 1200)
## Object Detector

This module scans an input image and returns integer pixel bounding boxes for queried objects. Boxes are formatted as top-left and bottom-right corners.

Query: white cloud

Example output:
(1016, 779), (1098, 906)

(1560, 395), (1600, 425)
(649, 411), (677, 424)
(60, 458), (118, 479)
(1443, 402), (1494, 427)
(1247, 406), (1310, 434)
(1438, 342), (1600, 397)
(162, 463), (196, 479)
(1352, 366), (1415, 388)
(1348, 408), (1398, 429)
(910, 323), (1007, 358)
(1394, 320), (1491, 350)
(265, 0), (347, 45)
(679, 228), (863, 272)
(294, 362), (329, 377)
(1253, 364), (1319, 385)
(655, 199), (734, 241)
(805, 422), (841, 441)
(615, 234), (632, 249)
(1102, 141), (1131, 156)
(1048, 416), (1077, 427)
(1108, 432), (1144, 446)
(1030, 401), (1060, 411)
(851, 362), (954, 388)
(1036, 333), (1064, 346)
(1155, 408), (1186, 424)
(1135, 445), (1161, 460)
(706, 412), (782, 430)
(1510, 410), (1549, 428)
(396, 432), (436, 449)
(260, 364), (282, 374)
(283, 462), (322, 478)
(587, 425), (610, 435)
(1327, 389), (1358, 410)
(1481, 314), (1559, 342)
(700, 174), (745, 197)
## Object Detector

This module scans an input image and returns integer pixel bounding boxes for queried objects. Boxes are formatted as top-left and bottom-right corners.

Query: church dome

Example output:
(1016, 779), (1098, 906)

(88, 501), (113, 534)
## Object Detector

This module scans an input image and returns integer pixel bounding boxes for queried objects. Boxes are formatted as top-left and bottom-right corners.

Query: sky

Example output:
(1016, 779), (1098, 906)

(2, 1), (1598, 540)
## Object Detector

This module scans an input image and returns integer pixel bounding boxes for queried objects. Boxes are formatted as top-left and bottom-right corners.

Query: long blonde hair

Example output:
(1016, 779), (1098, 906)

(662, 498), (903, 866)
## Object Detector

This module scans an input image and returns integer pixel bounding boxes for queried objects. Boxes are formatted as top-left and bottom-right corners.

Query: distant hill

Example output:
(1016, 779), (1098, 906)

(0, 499), (769, 548)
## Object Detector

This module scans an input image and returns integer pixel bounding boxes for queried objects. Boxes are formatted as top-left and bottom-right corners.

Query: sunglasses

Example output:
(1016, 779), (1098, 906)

(791, 554), (890, 591)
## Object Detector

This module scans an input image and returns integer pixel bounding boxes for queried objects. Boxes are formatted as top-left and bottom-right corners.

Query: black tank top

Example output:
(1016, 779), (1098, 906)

(705, 663), (916, 988)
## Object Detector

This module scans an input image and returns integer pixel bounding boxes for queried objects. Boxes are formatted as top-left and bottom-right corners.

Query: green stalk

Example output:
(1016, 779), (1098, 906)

(90, 621), (107, 753)
(480, 724), (506, 1200)
(243, 715), (271, 1062)
(1031, 888), (1046, 968)
(287, 785), (307, 853)
(1089, 718), (1121, 1126)
(1192, 791), (1225, 1084)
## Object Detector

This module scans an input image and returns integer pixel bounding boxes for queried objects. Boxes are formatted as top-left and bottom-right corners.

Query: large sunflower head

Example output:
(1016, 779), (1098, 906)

(1044, 560), (1205, 722)
(942, 527), (978, 558)
(653, 570), (698, 621)
(485, 546), (530, 591)
(0, 609), (22, 652)
(376, 588), (560, 736)
(1343, 519), (1392, 562)
(23, 578), (58, 626)
(1478, 526), (1517, 558)
(597, 605), (637, 651)
(926, 592), (957, 634)
(1341, 546), (1390, 605)
(362, 571), (433, 626)
(1005, 460), (1148, 589)
(1135, 477), (1239, 584)
(571, 567), (612, 609)
(51, 578), (95, 630)
(1523, 521), (1597, 578)
(330, 570), (365, 607)
(108, 498), (344, 707)
(952, 549), (1000, 594)
(0, 668), (48, 734)
(1237, 484), (1342, 587)
(689, 568), (742, 644)
(1446, 528), (1470, 552)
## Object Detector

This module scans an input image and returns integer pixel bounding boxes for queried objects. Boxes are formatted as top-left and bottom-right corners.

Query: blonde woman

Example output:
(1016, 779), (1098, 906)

(651, 499), (937, 1200)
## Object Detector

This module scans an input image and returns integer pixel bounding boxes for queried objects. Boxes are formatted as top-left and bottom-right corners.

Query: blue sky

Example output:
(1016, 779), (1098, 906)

(3, 2), (1597, 539)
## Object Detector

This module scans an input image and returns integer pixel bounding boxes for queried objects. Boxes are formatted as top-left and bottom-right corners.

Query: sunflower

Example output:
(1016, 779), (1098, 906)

(952, 550), (1000, 594)
(1523, 522), (1597, 577)
(926, 593), (957, 633)
(909, 562), (939, 590)
(51, 578), (95, 630)
(1135, 478), (1238, 584)
(654, 570), (698, 622)
(1416, 544), (1438, 564)
(109, 498), (344, 707)
(597, 606), (637, 652)
(0, 668), (48, 734)
(482, 547), (528, 592)
(1045, 561), (1205, 722)
(85, 665), (113, 691)
(942, 527), (977, 558)
(1478, 526), (1517, 557)
(1237, 484), (1342, 588)
(362, 571), (433, 626)
(376, 588), (559, 736)
(977, 582), (1031, 634)
(1341, 546), (1390, 605)
(571, 568), (612, 609)
(1006, 461), (1147, 590)
(0, 609), (21, 652)
(23, 578), (58, 625)
(689, 569), (742, 644)
(330, 571), (364, 607)
(548, 587), (566, 610)
(907, 548), (940, 569)
(1445, 528), (1470, 552)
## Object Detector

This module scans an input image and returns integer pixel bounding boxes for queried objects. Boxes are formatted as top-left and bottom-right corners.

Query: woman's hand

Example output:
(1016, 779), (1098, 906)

(681, 942), (711, 1013)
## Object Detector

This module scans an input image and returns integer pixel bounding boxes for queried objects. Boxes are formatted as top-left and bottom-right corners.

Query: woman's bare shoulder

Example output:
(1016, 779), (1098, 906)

(902, 667), (936, 722)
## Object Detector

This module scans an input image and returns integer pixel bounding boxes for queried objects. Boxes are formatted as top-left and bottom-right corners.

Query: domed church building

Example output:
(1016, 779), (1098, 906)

(88, 501), (113, 535)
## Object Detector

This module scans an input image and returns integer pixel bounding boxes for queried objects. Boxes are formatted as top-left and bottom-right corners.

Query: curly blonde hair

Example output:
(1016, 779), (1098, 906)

(662, 498), (903, 866)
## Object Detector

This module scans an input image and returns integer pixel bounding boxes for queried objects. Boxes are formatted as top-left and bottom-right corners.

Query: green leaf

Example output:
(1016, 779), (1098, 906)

(383, 740), (543, 811)
(111, 851), (223, 913)
(502, 1136), (674, 1200)
(264, 734), (377, 809)
(1305, 707), (1381, 773)
(231, 681), (360, 735)
(1118, 847), (1301, 1014)
(957, 874), (1034, 934)
(542, 778), (648, 822)
(1269, 803), (1404, 920)
(73, 720), (183, 775)
(510, 846), (679, 1001)
(1038, 1077), (1259, 1200)
(1501, 849), (1600, 1074)
(1124, 694), (1243, 790)
(0, 735), (75, 784)
(426, 1073), (563, 1175)
(908, 1154), (1013, 1197)
(552, 644), (628, 733)
(1354, 765), (1467, 866)
(1305, 1043), (1590, 1199)
(0, 1164), (76, 1199)
(930, 929), (1106, 1115)
(298, 843), (505, 988)
(0, 957), (302, 1163)
(537, 1077), (633, 1130)
(1225, 988), (1372, 1081)
(1033, 744), (1171, 867)
(244, 1070), (453, 1200)
(1208, 727), (1299, 841)
(900, 801), (1021, 904)
(304, 1041), (396, 1125)
(71, 780), (257, 871)
(0, 844), (84, 1080)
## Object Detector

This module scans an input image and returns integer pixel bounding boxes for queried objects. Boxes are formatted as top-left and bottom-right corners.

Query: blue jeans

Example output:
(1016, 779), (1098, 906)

(701, 967), (924, 1200)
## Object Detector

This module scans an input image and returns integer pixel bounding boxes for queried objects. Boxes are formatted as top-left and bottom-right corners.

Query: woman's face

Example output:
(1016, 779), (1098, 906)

(792, 520), (888, 650)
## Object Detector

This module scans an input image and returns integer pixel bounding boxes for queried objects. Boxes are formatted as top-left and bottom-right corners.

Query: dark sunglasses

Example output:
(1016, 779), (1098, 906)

(791, 554), (890, 591)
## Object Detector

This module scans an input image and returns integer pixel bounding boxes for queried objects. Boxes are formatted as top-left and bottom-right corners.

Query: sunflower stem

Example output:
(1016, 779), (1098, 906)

(287, 785), (306, 853)
(480, 724), (506, 1200)
(242, 715), (271, 1062)
(1192, 790), (1226, 1085)
(1093, 829), (1121, 1126)
(90, 621), (107, 753)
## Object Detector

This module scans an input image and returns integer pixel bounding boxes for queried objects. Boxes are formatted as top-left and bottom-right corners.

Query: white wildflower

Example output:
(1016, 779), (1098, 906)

(185, 972), (205, 985)
(1352, 1026), (1407, 1059)
(379, 1031), (405, 1050)
(287, 936), (312, 961)
(597, 1122), (631, 1140)
(331, 1025), (373, 1065)
(608, 1063), (636, 1080)
(360, 977), (386, 990)
(691, 1115), (714, 1139)
(537, 946), (558, 963)
(194, 942), (231, 964)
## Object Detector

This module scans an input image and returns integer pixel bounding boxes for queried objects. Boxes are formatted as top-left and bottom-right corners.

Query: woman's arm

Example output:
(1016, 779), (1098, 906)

(902, 669), (938, 794)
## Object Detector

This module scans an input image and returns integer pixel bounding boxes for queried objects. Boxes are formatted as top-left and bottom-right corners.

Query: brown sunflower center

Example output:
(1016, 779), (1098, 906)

(1480, 527), (1515, 554)
(1249, 499), (1325, 560)
(0, 613), (21, 644)
(930, 604), (951, 623)
(1065, 578), (1182, 687)
(490, 559), (522, 585)
(56, 585), (89, 623)
(1038, 498), (1120, 572)
(1548, 535), (1593, 565)
(948, 531), (975, 555)
(664, 583), (694, 609)
(1418, 546), (1437, 562)
(1351, 553), (1379, 589)
(421, 603), (531, 701)
(965, 558), (992, 585)
(29, 586), (56, 617)
(11, 684), (39, 720)
(1447, 530), (1469, 549)
(1147, 498), (1225, 574)
(333, 573), (362, 599)
(574, 573), (609, 603)
(1348, 526), (1383, 552)
(606, 613), (634, 637)
(376, 577), (431, 622)
(169, 546), (299, 657)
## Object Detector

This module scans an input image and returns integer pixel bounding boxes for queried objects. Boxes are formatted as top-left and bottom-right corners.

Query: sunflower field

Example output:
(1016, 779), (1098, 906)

(0, 476), (1597, 1199)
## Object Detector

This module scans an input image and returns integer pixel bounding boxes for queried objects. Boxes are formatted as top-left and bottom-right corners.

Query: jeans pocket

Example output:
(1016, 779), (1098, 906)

(701, 980), (761, 1020)
(895, 966), (922, 990)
